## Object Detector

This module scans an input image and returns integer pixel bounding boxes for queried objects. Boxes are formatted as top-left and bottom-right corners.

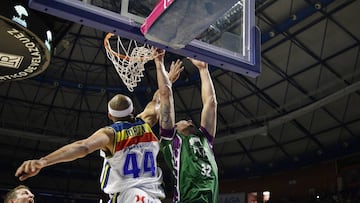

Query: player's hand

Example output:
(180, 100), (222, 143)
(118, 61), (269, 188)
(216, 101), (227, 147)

(187, 57), (208, 70)
(15, 159), (46, 181)
(152, 47), (165, 65)
(168, 59), (184, 83)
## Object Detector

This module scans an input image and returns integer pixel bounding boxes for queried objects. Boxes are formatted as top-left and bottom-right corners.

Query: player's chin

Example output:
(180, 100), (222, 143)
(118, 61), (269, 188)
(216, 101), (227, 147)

(189, 125), (196, 131)
(29, 199), (34, 203)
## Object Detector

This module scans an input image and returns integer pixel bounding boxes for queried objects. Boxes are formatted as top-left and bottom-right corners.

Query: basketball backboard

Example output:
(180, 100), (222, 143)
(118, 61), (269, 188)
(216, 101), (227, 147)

(28, 0), (261, 77)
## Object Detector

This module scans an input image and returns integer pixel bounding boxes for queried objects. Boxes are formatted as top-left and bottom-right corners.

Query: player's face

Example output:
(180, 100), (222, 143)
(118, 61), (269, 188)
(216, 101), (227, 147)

(175, 120), (196, 135)
(13, 188), (34, 203)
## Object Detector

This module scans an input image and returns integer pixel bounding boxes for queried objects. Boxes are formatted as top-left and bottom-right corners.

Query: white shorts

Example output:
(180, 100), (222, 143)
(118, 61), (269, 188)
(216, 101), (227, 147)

(109, 188), (162, 203)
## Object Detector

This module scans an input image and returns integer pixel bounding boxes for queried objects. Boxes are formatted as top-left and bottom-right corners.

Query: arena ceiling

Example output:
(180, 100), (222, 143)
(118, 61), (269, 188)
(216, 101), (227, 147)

(0, 0), (359, 200)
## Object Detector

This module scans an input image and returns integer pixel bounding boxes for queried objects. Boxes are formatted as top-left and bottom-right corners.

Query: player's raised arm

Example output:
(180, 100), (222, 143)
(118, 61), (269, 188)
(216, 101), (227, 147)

(154, 49), (183, 130)
(188, 58), (217, 137)
(138, 48), (183, 128)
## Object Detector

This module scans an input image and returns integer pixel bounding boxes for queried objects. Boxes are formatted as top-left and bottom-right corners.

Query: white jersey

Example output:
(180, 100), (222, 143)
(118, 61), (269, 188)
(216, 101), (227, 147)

(99, 119), (165, 200)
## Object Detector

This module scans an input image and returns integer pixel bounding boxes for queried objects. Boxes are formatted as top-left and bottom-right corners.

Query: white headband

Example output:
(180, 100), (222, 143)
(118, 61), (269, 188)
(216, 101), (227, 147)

(108, 102), (133, 118)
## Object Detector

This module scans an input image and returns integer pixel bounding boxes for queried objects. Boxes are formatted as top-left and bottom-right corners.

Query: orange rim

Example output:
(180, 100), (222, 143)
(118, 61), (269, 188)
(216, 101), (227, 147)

(104, 33), (155, 61)
(104, 33), (129, 60)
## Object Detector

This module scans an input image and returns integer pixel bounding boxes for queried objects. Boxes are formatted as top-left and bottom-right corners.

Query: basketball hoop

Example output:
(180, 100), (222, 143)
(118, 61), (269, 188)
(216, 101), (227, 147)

(104, 33), (156, 92)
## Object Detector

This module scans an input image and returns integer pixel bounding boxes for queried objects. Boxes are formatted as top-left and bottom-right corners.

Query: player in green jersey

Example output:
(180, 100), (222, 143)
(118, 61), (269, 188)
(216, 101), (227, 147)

(154, 48), (218, 203)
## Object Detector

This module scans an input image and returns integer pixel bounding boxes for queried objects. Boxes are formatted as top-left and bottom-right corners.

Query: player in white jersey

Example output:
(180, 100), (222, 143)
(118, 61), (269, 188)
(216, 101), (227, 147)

(15, 55), (184, 202)
(99, 116), (164, 202)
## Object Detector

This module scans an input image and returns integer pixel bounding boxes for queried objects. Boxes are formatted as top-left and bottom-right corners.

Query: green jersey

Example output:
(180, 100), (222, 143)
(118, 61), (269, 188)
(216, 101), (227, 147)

(160, 127), (218, 203)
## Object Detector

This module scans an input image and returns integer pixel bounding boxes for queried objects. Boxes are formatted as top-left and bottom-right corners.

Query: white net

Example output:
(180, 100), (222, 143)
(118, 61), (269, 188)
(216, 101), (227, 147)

(104, 34), (154, 92)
